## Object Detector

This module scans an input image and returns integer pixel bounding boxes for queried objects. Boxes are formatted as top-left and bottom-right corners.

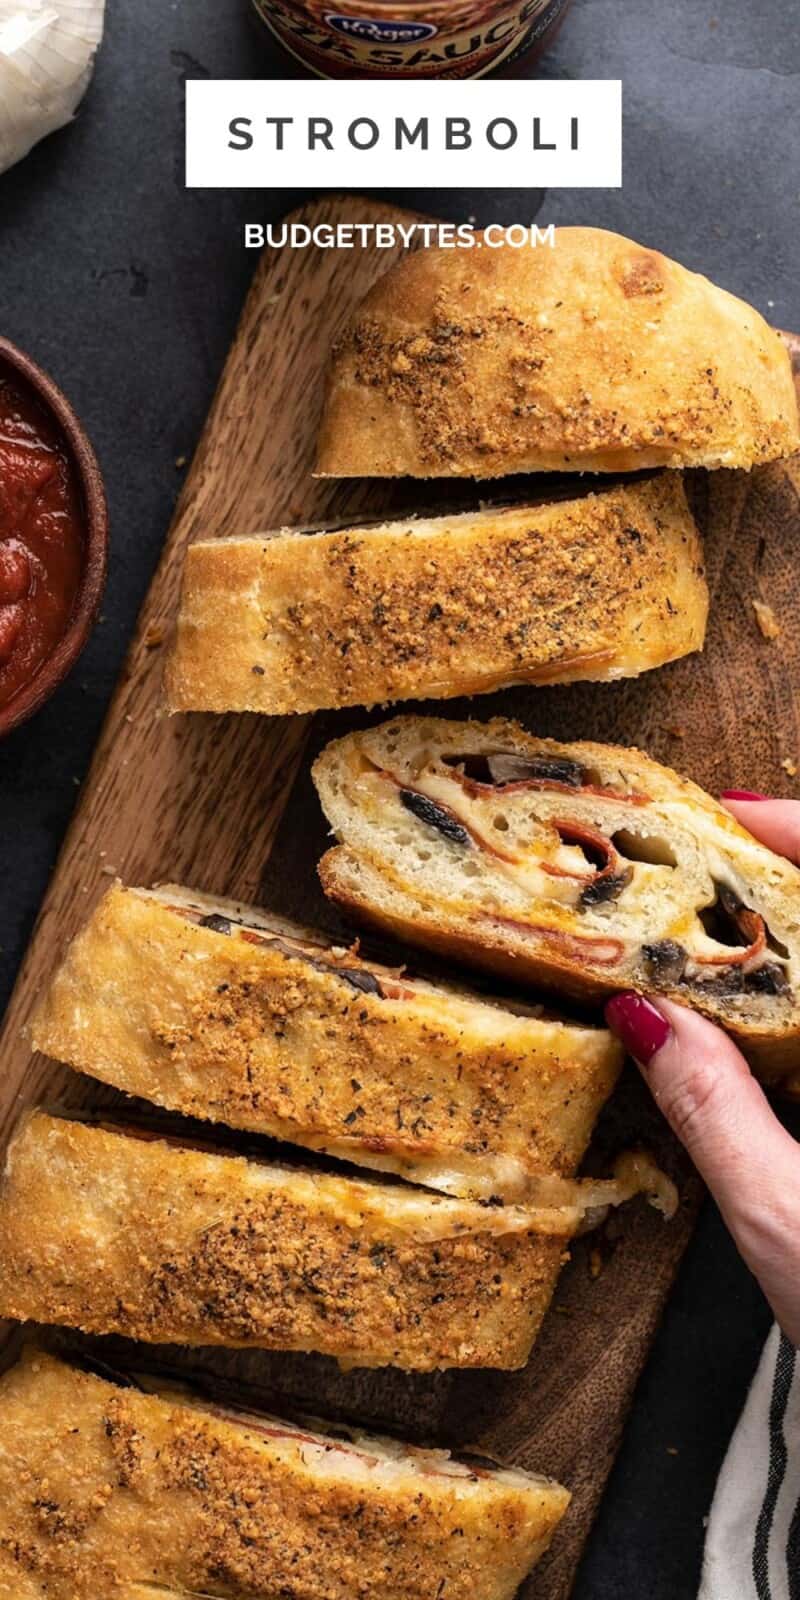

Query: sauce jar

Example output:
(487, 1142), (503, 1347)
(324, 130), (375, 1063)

(252, 0), (572, 78)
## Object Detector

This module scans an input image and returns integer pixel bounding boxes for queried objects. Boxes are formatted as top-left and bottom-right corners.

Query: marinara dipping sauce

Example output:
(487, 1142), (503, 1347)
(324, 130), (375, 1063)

(0, 367), (86, 717)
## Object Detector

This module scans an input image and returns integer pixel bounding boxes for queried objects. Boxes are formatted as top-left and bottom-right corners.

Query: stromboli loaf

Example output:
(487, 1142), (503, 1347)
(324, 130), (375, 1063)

(316, 227), (799, 477)
(0, 1349), (569, 1599)
(164, 476), (707, 714)
(0, 1111), (577, 1370)
(30, 881), (622, 1202)
(313, 716), (800, 1085)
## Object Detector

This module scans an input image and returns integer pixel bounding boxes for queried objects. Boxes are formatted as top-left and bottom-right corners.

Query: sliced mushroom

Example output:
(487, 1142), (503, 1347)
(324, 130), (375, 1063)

(487, 753), (587, 788)
(642, 940), (689, 984)
(580, 869), (634, 908)
(442, 751), (586, 788)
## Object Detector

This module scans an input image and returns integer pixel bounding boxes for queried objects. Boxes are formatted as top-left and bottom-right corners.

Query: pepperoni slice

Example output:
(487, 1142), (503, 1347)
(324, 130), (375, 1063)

(541, 818), (618, 884)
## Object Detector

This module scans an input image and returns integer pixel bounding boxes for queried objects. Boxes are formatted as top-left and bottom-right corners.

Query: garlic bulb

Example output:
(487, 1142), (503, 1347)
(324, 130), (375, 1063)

(0, 0), (105, 176)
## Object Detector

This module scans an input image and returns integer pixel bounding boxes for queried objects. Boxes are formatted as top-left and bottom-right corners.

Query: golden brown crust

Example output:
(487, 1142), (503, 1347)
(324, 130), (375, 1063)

(316, 228), (799, 478)
(164, 476), (707, 714)
(31, 883), (621, 1200)
(0, 1350), (569, 1599)
(313, 716), (800, 1080)
(0, 1114), (569, 1371)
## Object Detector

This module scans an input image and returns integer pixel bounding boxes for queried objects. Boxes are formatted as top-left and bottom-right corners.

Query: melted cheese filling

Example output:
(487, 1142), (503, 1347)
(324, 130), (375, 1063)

(357, 753), (792, 990)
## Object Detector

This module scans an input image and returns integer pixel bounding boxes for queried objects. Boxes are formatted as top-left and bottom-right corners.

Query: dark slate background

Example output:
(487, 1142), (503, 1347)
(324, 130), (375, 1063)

(0, 1), (797, 1593)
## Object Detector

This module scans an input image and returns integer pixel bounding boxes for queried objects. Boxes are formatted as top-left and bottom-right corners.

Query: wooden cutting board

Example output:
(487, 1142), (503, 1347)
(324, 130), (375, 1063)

(1, 195), (799, 1599)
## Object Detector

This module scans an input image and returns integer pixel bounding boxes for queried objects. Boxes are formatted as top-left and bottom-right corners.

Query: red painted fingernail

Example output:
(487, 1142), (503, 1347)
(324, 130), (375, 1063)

(720, 790), (768, 802)
(605, 993), (671, 1066)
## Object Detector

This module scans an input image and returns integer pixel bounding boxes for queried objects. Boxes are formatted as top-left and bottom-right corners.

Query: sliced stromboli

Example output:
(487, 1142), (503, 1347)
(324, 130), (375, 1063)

(30, 882), (622, 1203)
(0, 1110), (598, 1370)
(313, 716), (800, 1086)
(0, 1350), (570, 1600)
(316, 226), (799, 477)
(164, 476), (707, 714)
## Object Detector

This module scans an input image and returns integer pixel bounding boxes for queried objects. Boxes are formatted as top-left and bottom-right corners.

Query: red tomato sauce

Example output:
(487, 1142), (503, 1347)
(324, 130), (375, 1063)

(0, 368), (85, 711)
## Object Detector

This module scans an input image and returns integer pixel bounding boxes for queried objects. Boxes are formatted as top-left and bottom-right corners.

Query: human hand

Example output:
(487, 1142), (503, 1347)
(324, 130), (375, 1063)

(605, 792), (800, 1347)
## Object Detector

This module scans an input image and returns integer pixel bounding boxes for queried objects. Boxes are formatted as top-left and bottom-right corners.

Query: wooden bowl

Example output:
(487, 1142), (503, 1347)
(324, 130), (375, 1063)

(0, 337), (108, 737)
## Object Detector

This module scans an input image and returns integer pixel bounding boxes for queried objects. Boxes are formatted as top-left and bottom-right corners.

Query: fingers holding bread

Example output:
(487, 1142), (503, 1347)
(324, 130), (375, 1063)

(312, 715), (800, 1083)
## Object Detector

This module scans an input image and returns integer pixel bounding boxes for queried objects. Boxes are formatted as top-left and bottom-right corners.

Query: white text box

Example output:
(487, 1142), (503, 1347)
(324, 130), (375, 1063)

(185, 78), (622, 189)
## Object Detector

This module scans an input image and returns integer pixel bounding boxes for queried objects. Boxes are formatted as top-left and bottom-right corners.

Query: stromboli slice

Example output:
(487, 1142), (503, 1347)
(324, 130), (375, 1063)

(30, 881), (622, 1202)
(164, 476), (707, 714)
(0, 1111), (578, 1370)
(0, 1349), (570, 1600)
(316, 226), (799, 477)
(313, 716), (800, 1084)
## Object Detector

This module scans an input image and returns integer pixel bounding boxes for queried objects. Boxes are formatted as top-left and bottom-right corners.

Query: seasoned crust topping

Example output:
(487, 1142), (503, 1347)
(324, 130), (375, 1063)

(340, 301), (750, 470)
(0, 1351), (570, 1599)
(165, 477), (707, 716)
(251, 481), (704, 703)
(31, 883), (621, 1201)
(316, 228), (799, 478)
(346, 305), (541, 470)
(0, 1114), (569, 1371)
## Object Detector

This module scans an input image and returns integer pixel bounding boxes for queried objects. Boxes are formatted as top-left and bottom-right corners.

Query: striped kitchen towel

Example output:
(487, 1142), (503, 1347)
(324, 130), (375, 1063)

(700, 1325), (800, 1599)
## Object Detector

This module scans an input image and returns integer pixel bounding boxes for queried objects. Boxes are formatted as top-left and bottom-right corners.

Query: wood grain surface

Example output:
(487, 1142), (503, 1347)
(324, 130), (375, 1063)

(1, 197), (799, 1600)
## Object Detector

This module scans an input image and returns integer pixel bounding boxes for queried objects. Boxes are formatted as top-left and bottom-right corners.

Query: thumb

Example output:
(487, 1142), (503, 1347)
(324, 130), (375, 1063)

(605, 993), (800, 1344)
